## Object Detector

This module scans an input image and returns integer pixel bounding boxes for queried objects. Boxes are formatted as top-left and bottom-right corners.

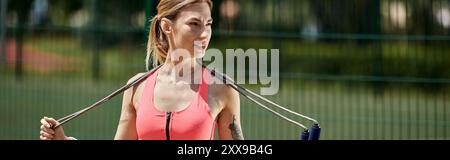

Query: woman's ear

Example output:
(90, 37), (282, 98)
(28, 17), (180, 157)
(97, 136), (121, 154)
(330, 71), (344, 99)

(160, 18), (173, 35)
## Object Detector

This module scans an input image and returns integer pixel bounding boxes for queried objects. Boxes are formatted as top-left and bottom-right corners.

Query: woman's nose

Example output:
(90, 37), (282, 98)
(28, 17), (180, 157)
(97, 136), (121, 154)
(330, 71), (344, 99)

(199, 27), (210, 39)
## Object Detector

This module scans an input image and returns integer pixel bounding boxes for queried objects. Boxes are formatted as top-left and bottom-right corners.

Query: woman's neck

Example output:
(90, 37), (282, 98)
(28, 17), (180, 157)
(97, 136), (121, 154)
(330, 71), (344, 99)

(159, 51), (202, 84)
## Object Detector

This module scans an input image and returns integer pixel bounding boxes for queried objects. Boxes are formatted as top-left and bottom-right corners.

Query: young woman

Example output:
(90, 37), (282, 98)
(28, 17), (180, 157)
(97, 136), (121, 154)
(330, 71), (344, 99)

(39, 0), (243, 140)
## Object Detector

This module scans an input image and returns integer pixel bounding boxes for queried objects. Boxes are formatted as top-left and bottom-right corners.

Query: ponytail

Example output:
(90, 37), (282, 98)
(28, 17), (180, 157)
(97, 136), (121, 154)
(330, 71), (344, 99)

(146, 15), (169, 70)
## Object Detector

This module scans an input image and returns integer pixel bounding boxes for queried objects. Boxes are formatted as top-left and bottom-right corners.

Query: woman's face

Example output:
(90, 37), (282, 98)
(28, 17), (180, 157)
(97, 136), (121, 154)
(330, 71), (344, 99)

(169, 2), (212, 58)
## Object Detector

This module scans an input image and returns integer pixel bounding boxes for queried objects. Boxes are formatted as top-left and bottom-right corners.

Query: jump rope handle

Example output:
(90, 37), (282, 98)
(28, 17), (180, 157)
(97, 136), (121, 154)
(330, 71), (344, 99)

(300, 124), (321, 140)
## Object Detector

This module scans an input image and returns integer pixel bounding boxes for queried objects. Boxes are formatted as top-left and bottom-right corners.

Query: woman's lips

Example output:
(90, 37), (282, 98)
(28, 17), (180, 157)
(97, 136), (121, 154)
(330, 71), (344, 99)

(194, 41), (207, 50)
(195, 45), (206, 50)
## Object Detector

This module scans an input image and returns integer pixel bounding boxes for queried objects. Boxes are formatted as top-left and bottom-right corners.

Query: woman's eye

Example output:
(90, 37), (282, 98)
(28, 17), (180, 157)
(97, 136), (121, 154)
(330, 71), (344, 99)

(206, 23), (212, 26)
(189, 22), (199, 26)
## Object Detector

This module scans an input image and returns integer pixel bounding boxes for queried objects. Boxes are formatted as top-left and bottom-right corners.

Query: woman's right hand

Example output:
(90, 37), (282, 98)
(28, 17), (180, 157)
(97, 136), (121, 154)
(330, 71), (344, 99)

(40, 117), (67, 140)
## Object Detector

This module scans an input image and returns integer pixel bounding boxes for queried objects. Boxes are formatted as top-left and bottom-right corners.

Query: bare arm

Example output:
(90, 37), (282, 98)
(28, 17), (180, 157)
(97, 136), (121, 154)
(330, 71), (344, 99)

(114, 73), (145, 140)
(217, 85), (244, 140)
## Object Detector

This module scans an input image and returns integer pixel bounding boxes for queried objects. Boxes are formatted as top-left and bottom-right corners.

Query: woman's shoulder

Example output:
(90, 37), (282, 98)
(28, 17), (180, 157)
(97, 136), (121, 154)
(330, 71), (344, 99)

(124, 72), (150, 106)
(208, 75), (239, 102)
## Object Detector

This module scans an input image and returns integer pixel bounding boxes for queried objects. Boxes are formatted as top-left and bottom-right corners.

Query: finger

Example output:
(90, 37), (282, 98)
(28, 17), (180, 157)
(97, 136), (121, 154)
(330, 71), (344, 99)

(40, 118), (51, 128)
(40, 130), (55, 136)
(44, 117), (60, 126)
(40, 135), (49, 140)
(40, 125), (55, 134)
(40, 131), (54, 139)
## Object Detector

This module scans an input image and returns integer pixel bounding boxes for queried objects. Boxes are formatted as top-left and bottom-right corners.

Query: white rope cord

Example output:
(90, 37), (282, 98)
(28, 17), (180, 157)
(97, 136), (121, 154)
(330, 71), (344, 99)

(226, 81), (309, 130)
(202, 65), (319, 125)
(52, 65), (161, 129)
(52, 63), (319, 133)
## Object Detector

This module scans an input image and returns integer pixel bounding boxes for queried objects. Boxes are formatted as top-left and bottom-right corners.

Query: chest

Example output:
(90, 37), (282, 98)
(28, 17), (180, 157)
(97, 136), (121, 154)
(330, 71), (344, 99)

(153, 80), (199, 112)
(133, 79), (225, 121)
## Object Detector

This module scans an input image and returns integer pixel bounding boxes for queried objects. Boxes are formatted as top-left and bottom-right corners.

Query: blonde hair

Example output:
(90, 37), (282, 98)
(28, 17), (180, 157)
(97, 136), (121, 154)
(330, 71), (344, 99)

(146, 0), (213, 70)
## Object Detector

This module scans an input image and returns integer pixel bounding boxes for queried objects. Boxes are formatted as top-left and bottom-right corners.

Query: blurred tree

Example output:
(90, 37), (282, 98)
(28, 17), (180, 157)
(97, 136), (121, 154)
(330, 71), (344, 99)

(7, 0), (33, 23)
(311, 0), (446, 37)
(408, 0), (442, 36)
(46, 0), (83, 26)
(7, 0), (33, 79)
(79, 0), (145, 49)
(0, 0), (8, 68)
(77, 0), (145, 79)
(311, 0), (381, 42)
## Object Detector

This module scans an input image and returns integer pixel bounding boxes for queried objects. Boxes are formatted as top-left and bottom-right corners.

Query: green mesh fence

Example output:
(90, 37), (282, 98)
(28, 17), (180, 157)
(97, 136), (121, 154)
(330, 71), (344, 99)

(0, 0), (449, 140)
